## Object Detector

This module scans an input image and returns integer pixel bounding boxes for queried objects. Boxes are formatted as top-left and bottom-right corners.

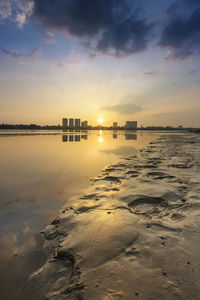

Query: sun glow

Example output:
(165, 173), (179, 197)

(98, 118), (104, 124)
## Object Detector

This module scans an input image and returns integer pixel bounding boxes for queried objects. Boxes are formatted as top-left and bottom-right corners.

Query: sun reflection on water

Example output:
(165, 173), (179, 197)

(98, 136), (103, 143)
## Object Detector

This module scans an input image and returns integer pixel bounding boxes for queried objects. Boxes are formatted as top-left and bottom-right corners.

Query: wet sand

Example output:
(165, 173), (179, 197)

(30, 132), (200, 299)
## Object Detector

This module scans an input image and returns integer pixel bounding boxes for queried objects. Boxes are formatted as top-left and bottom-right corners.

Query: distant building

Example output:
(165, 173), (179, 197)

(178, 125), (183, 129)
(62, 118), (68, 129)
(75, 118), (81, 128)
(81, 120), (88, 128)
(63, 117), (87, 129)
(125, 121), (137, 130)
(113, 122), (118, 129)
(69, 118), (74, 128)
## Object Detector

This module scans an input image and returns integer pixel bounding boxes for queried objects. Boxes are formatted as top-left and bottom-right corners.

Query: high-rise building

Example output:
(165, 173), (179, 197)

(113, 122), (118, 129)
(75, 118), (81, 128)
(63, 117), (86, 129)
(62, 118), (68, 129)
(81, 120), (88, 128)
(125, 121), (137, 130)
(69, 118), (74, 128)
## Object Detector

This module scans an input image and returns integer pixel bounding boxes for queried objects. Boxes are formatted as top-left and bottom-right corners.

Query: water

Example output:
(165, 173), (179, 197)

(0, 130), (158, 299)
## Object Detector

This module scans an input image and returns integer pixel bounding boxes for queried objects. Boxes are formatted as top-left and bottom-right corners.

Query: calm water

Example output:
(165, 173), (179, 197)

(0, 130), (158, 299)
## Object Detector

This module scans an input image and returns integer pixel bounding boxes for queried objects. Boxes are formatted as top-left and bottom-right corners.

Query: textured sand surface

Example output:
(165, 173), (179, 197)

(30, 132), (200, 299)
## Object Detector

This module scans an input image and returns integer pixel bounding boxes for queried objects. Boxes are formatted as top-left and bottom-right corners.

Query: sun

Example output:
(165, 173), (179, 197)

(98, 118), (104, 124)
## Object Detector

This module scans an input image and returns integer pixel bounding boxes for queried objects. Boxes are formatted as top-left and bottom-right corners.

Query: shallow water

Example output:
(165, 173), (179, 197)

(0, 130), (158, 300)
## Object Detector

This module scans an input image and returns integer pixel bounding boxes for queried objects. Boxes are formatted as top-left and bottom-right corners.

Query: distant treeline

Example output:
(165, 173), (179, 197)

(0, 124), (199, 131)
(0, 124), (62, 130)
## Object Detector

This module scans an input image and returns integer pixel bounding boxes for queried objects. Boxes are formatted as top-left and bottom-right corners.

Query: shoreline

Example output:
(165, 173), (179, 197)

(30, 132), (200, 299)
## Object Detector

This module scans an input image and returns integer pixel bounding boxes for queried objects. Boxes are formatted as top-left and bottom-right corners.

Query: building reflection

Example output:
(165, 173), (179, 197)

(81, 135), (88, 140)
(125, 133), (137, 140)
(113, 131), (117, 139)
(62, 132), (88, 142)
(69, 135), (74, 142)
(75, 135), (80, 142)
(62, 135), (68, 142)
(62, 131), (138, 143)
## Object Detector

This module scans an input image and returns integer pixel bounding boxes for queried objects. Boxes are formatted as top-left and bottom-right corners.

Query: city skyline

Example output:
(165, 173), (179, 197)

(62, 117), (138, 129)
(0, 1), (200, 127)
(0, 118), (195, 129)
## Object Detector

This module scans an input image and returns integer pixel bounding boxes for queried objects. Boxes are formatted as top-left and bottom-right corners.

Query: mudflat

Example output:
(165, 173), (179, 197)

(30, 132), (200, 299)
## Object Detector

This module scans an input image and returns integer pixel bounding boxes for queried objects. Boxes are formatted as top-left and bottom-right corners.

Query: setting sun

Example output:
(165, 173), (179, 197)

(98, 118), (104, 124)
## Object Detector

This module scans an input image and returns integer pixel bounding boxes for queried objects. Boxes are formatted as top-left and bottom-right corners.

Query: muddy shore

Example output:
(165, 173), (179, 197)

(30, 132), (200, 300)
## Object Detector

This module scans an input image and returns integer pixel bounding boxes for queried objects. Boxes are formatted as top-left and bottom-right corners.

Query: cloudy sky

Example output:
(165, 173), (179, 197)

(0, 0), (200, 126)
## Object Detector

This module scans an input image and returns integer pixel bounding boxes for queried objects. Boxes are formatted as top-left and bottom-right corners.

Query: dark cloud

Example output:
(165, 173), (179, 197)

(33, 0), (153, 56)
(101, 102), (142, 115)
(2, 0), (200, 61)
(183, 0), (200, 5)
(160, 8), (200, 59)
(166, 3), (180, 20)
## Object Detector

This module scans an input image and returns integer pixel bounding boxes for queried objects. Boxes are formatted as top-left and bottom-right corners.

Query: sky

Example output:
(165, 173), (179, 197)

(0, 0), (200, 127)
